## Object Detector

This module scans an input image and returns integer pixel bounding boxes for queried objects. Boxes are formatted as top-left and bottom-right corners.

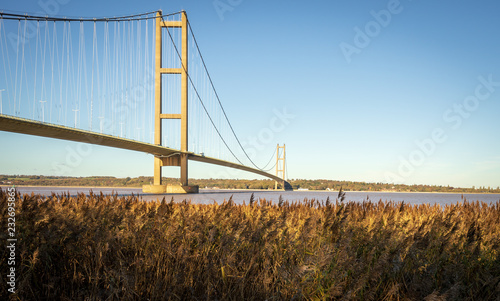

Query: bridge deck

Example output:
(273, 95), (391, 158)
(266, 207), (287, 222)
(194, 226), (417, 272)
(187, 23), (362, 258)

(0, 114), (290, 186)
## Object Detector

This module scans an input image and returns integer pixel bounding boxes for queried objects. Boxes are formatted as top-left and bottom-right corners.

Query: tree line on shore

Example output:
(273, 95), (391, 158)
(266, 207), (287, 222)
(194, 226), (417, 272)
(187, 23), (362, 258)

(1, 175), (499, 193)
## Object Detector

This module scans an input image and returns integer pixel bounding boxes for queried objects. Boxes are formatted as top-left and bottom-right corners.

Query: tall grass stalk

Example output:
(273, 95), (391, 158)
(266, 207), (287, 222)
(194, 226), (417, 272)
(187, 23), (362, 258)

(1, 189), (499, 300)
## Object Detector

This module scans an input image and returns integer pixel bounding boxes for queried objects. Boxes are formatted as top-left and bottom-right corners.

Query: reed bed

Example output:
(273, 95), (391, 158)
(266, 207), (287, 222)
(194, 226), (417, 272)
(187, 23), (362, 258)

(1, 189), (499, 300)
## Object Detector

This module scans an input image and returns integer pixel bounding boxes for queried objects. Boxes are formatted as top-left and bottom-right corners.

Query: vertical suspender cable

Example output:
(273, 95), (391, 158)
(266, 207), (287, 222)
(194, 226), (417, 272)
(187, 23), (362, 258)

(32, 21), (40, 119)
(50, 21), (57, 123)
(18, 19), (27, 117)
(13, 20), (20, 115)
(90, 21), (96, 131)
(102, 21), (108, 132)
(58, 21), (66, 123)
(0, 16), (15, 114)
(63, 21), (69, 126)
(151, 17), (154, 143)
(40, 20), (48, 122)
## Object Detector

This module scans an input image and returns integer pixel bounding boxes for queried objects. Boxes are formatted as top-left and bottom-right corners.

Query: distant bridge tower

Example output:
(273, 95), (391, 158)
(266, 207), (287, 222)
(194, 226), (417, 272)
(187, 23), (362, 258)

(275, 144), (286, 190)
(143, 10), (198, 194)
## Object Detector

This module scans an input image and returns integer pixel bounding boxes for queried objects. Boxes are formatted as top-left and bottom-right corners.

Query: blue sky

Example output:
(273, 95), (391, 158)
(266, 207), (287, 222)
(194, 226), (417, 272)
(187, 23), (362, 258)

(1, 0), (499, 188)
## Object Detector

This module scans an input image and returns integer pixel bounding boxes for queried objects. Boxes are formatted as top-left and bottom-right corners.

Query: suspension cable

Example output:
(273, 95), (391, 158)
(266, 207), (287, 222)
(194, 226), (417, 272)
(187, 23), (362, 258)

(260, 149), (277, 171)
(162, 15), (246, 166)
(186, 18), (270, 171)
(285, 154), (289, 181)
(262, 160), (278, 173)
(0, 10), (279, 171)
(0, 10), (180, 22)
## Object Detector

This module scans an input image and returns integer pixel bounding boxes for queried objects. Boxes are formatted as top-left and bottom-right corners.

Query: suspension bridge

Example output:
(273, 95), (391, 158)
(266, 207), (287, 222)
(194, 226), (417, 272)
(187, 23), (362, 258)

(0, 10), (292, 193)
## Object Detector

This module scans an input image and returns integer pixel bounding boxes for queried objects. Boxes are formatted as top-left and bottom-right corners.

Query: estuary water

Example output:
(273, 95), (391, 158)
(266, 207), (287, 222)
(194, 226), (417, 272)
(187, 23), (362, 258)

(3, 186), (500, 206)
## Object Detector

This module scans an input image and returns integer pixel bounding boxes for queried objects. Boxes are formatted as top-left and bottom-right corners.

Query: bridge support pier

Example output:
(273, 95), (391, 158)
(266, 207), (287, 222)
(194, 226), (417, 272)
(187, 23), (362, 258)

(143, 184), (199, 194)
(144, 154), (199, 194)
(180, 154), (188, 187)
(154, 157), (162, 186)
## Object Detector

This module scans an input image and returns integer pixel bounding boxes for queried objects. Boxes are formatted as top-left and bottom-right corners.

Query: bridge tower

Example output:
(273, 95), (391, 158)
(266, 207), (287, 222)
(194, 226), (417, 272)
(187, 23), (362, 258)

(143, 10), (199, 194)
(275, 144), (286, 190)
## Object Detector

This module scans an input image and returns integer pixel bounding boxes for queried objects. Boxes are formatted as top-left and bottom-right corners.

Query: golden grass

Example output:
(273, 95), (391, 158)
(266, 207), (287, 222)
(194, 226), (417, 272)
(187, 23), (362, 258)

(1, 189), (499, 300)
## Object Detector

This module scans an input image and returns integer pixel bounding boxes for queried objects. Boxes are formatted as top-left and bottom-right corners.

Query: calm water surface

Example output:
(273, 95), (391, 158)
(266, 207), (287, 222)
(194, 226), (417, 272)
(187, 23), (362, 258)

(4, 186), (500, 206)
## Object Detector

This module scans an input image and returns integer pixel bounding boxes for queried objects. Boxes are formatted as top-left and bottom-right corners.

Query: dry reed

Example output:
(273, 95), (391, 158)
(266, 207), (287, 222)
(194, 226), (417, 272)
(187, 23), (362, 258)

(1, 189), (499, 300)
